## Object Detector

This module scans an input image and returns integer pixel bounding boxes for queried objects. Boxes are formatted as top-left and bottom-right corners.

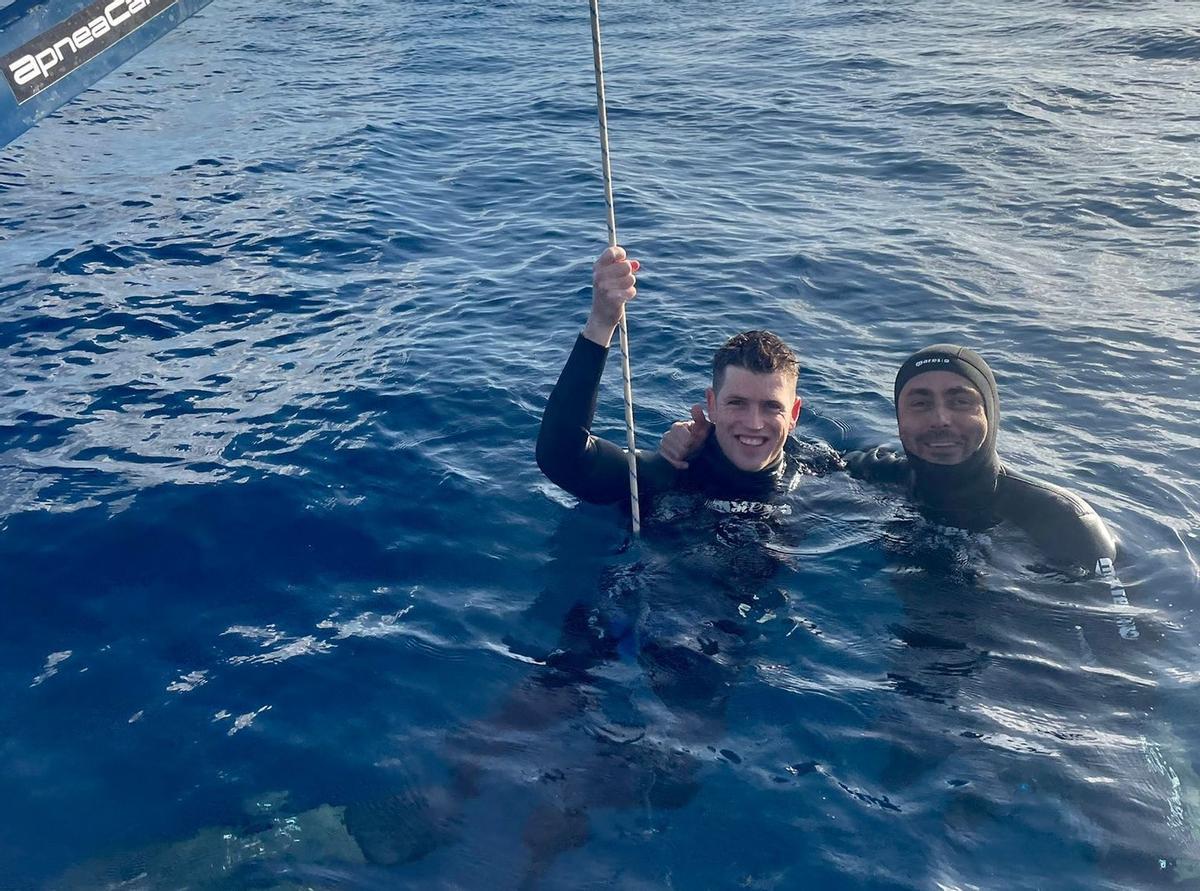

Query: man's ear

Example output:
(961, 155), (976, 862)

(790, 396), (802, 429)
(706, 387), (717, 418)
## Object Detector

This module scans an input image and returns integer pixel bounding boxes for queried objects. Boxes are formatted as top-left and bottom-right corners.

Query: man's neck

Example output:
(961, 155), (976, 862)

(908, 447), (1002, 530)
(694, 436), (787, 500)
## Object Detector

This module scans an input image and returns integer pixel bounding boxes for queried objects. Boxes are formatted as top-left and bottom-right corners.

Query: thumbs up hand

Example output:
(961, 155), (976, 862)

(658, 404), (713, 470)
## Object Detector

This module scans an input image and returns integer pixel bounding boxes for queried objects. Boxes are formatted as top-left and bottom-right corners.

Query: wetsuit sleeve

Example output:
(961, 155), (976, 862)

(843, 445), (909, 485)
(536, 334), (676, 505)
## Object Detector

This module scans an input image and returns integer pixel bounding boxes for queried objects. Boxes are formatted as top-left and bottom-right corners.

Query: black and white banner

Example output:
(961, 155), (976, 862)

(2, 0), (177, 104)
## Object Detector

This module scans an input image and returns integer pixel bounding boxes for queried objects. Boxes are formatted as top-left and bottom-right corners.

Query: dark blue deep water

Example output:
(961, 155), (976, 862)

(2, 1), (1198, 888)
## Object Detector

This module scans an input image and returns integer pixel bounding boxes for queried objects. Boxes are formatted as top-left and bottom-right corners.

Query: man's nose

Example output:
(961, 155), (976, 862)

(931, 401), (952, 425)
(747, 405), (765, 428)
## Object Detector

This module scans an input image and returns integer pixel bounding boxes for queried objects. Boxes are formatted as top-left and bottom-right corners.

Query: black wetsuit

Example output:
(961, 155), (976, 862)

(844, 445), (1114, 570)
(536, 334), (834, 510)
(534, 330), (850, 707)
(525, 333), (837, 845)
(844, 343), (1116, 574)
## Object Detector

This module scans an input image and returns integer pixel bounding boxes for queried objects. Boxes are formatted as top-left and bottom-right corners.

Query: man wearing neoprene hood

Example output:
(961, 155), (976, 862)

(537, 246), (837, 513)
(840, 344), (1117, 574)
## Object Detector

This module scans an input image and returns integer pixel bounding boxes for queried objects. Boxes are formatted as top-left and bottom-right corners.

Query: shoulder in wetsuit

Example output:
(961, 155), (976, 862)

(845, 446), (1114, 570)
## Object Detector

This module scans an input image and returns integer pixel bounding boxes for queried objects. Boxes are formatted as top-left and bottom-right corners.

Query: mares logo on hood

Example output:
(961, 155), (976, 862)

(2, 0), (176, 104)
(894, 344), (998, 426)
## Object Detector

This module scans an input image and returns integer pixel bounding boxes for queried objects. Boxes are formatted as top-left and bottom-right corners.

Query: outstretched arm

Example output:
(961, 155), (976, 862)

(536, 247), (673, 505)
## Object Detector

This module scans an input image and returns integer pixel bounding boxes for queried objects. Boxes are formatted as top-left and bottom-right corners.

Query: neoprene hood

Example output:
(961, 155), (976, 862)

(894, 344), (1002, 517)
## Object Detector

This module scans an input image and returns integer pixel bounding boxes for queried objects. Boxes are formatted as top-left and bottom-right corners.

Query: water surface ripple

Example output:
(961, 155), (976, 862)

(1, 0), (1197, 888)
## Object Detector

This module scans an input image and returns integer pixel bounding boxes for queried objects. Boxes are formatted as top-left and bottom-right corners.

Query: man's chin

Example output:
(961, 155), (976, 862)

(732, 459), (770, 472)
(916, 446), (967, 465)
(729, 449), (779, 473)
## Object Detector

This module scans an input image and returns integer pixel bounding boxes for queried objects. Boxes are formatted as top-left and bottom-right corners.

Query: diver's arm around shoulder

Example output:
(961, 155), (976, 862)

(843, 445), (909, 486)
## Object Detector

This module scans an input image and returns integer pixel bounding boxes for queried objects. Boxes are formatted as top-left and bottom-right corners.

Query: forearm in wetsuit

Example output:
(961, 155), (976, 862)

(536, 334), (676, 506)
(1024, 506), (1136, 637)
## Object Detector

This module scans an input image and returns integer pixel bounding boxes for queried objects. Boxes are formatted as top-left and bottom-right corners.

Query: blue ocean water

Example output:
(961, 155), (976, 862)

(1, 0), (1198, 888)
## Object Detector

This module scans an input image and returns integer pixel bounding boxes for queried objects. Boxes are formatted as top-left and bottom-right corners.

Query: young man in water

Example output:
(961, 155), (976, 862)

(531, 244), (844, 879)
(537, 245), (828, 511)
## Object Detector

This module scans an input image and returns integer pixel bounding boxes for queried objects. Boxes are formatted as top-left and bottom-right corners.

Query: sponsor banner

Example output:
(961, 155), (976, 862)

(2, 0), (177, 104)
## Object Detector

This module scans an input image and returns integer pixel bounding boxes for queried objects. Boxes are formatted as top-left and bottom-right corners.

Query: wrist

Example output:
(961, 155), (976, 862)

(582, 314), (619, 347)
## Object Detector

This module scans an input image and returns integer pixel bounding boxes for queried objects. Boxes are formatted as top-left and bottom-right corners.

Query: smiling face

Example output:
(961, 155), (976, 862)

(706, 366), (802, 472)
(897, 370), (988, 465)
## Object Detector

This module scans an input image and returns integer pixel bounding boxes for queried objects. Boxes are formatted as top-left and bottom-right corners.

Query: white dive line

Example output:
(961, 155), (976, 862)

(588, 0), (640, 536)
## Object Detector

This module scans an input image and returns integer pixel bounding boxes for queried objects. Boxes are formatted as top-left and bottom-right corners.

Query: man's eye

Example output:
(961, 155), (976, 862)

(908, 399), (930, 410)
(952, 397), (978, 409)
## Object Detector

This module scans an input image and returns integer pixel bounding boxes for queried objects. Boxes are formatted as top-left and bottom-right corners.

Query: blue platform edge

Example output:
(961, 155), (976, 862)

(1, 0), (216, 147)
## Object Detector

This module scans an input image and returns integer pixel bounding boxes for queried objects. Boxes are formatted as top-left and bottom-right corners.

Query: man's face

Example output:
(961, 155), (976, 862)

(706, 367), (801, 472)
(897, 370), (988, 465)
